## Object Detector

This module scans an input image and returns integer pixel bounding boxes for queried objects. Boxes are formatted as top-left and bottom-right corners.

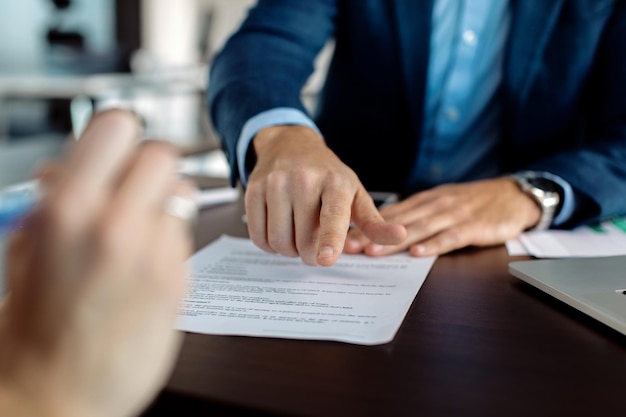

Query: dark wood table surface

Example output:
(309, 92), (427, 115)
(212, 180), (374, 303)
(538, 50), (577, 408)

(142, 198), (626, 417)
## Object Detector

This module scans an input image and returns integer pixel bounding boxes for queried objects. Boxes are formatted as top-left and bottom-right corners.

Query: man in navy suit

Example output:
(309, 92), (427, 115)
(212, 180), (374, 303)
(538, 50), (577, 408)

(209, 0), (626, 266)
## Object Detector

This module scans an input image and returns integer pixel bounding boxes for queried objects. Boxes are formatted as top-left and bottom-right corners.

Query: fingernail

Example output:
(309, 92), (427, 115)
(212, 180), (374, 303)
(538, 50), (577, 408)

(318, 246), (335, 258)
(414, 244), (427, 255)
(345, 239), (359, 250)
(370, 244), (384, 253)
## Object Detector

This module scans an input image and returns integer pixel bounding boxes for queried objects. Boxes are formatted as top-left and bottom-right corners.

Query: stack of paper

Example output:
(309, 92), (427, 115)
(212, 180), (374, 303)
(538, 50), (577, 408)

(507, 217), (626, 258)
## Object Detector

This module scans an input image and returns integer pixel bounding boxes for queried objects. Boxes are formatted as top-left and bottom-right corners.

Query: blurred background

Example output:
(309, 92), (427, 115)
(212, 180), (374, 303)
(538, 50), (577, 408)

(0, 0), (242, 187)
(0, 0), (335, 294)
(0, 0), (332, 189)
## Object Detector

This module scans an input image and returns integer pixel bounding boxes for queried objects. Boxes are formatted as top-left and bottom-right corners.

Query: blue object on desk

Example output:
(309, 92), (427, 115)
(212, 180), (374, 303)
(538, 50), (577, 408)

(0, 180), (39, 235)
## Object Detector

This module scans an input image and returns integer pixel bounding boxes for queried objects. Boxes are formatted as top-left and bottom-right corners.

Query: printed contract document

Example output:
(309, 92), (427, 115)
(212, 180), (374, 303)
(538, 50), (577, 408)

(178, 235), (436, 345)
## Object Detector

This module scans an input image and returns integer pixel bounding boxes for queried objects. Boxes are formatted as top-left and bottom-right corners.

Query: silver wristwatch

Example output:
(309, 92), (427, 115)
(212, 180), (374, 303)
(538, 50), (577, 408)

(509, 171), (561, 231)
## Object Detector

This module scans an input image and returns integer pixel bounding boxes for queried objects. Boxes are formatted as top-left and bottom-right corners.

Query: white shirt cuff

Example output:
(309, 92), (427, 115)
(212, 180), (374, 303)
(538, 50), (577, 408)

(236, 108), (321, 186)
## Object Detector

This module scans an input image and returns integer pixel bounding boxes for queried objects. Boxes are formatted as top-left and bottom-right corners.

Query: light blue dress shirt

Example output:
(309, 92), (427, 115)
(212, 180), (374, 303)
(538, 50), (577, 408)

(414, 0), (507, 187)
(234, 0), (574, 226)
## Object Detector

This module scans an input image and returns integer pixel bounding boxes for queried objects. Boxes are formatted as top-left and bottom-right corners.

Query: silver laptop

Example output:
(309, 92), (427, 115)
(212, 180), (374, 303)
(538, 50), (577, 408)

(509, 256), (626, 336)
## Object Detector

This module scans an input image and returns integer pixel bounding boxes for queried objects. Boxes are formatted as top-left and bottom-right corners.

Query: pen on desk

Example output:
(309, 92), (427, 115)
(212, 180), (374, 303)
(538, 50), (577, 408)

(0, 176), (239, 235)
(0, 97), (92, 235)
(0, 180), (41, 235)
(0, 106), (138, 236)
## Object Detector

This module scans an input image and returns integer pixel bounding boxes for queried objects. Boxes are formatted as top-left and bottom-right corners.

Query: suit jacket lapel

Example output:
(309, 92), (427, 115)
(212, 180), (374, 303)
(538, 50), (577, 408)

(390, 0), (434, 139)
(505, 0), (565, 109)
(389, 0), (565, 141)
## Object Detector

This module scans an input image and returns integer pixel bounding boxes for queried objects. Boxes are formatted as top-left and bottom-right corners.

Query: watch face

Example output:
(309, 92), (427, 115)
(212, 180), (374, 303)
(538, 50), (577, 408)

(527, 177), (562, 194)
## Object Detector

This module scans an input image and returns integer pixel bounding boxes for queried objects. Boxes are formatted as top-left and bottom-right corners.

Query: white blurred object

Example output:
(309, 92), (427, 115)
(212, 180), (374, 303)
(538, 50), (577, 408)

(200, 0), (256, 59)
(70, 95), (94, 140)
(132, 0), (205, 146)
(141, 0), (201, 70)
(179, 149), (230, 178)
(505, 238), (529, 256)
(194, 187), (239, 209)
(130, 92), (202, 145)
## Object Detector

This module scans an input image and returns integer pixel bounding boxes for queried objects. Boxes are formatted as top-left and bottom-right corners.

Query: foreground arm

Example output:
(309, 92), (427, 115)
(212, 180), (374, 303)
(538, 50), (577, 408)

(209, 0), (339, 183)
(0, 110), (195, 417)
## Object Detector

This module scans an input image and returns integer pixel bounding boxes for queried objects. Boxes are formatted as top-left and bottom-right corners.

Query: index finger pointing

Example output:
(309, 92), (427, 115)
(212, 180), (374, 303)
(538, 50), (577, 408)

(316, 187), (354, 267)
(351, 187), (407, 246)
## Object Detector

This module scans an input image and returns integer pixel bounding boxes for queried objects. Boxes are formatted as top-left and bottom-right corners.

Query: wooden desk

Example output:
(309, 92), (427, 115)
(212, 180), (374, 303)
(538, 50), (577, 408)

(142, 198), (626, 417)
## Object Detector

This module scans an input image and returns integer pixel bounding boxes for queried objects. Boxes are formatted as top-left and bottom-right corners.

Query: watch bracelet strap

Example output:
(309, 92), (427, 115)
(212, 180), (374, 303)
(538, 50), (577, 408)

(508, 173), (561, 231)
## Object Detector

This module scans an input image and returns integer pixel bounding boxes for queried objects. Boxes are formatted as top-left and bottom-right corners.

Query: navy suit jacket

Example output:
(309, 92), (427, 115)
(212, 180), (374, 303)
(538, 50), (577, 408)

(209, 0), (626, 227)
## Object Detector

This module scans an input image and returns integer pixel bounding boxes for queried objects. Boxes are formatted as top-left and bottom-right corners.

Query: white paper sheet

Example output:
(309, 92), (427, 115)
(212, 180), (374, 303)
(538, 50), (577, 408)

(178, 235), (436, 345)
(505, 238), (529, 256)
(517, 217), (626, 258)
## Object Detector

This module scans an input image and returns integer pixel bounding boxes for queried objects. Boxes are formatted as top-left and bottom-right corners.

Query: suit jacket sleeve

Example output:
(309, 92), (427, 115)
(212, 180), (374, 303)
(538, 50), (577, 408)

(517, 1), (626, 226)
(208, 0), (338, 185)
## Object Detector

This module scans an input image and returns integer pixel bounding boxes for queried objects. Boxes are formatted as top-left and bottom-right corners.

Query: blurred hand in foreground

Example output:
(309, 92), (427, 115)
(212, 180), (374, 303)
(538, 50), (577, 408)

(0, 110), (196, 417)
